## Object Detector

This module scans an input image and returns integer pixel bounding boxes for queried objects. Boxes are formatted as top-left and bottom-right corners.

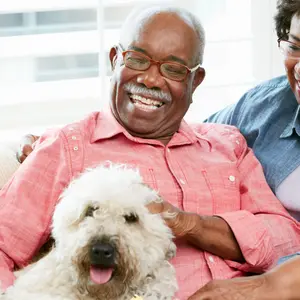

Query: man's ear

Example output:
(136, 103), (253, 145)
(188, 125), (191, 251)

(192, 67), (205, 93)
(109, 46), (118, 71)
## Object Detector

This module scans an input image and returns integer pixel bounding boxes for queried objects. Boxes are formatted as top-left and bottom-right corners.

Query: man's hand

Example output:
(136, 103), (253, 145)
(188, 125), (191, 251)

(187, 276), (270, 300)
(17, 134), (40, 163)
(188, 255), (300, 300)
(146, 200), (197, 238)
(147, 200), (243, 261)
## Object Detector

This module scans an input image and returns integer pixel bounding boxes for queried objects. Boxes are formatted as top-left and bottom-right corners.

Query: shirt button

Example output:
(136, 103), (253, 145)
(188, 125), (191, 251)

(69, 127), (74, 131)
(71, 136), (77, 140)
(208, 256), (214, 263)
(235, 140), (240, 145)
(167, 148), (170, 153)
(73, 146), (79, 151)
(179, 179), (185, 185)
(229, 175), (235, 182)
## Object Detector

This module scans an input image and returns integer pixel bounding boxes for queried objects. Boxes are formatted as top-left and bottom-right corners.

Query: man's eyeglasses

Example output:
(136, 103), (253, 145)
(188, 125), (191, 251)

(278, 37), (300, 60)
(118, 44), (202, 81)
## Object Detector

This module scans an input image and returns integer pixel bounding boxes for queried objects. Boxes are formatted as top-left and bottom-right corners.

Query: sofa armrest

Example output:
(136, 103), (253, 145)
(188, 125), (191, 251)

(0, 144), (20, 189)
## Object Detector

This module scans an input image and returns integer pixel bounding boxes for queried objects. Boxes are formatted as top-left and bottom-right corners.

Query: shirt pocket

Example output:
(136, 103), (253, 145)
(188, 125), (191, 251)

(134, 166), (158, 191)
(95, 160), (158, 192)
(201, 165), (241, 214)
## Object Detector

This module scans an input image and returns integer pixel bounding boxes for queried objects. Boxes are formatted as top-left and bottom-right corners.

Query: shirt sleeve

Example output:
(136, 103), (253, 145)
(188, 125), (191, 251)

(203, 87), (256, 126)
(217, 132), (300, 273)
(204, 103), (236, 124)
(0, 128), (72, 290)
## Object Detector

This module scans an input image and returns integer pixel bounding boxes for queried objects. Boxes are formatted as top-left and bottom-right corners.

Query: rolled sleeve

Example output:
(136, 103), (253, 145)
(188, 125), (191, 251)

(0, 129), (72, 289)
(219, 210), (273, 273)
(217, 135), (300, 274)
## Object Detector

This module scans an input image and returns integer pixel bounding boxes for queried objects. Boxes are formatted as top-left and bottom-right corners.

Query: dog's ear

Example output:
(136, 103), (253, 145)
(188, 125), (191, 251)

(165, 242), (176, 260)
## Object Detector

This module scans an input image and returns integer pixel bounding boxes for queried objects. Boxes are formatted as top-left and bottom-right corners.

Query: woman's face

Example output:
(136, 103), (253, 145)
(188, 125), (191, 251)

(284, 13), (300, 104)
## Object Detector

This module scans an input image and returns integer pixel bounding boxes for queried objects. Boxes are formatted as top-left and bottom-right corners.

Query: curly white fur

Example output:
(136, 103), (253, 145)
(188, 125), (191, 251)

(1, 164), (177, 300)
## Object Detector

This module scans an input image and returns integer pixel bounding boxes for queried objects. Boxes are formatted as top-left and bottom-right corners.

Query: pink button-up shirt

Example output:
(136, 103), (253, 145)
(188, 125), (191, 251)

(1, 110), (300, 299)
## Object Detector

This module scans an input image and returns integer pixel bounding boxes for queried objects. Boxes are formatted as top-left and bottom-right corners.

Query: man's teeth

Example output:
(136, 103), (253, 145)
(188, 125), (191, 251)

(130, 94), (164, 108)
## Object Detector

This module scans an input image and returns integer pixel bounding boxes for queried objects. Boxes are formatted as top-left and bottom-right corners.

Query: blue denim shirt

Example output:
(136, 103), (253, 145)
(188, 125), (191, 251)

(205, 75), (300, 194)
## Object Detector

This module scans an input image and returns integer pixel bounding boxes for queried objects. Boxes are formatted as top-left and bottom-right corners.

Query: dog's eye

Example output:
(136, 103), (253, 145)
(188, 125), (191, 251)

(124, 213), (139, 223)
(85, 206), (97, 217)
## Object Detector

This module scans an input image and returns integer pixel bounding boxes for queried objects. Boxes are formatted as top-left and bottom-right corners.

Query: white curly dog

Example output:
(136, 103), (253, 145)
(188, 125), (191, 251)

(1, 164), (177, 300)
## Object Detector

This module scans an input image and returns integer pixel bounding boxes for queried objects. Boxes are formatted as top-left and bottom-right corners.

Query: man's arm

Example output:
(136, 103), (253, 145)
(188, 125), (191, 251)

(148, 129), (300, 271)
(188, 255), (300, 300)
(185, 214), (244, 262)
(186, 131), (300, 272)
(147, 198), (244, 262)
(0, 129), (71, 290)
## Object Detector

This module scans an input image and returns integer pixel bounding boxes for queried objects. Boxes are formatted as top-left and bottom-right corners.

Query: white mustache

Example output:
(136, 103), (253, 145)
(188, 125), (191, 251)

(123, 83), (172, 102)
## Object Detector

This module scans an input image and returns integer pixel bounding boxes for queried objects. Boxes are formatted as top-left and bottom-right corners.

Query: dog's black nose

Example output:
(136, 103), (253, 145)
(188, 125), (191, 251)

(89, 243), (115, 266)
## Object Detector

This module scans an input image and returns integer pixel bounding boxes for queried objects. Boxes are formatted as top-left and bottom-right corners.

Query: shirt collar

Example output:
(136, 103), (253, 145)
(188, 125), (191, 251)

(91, 108), (126, 143)
(168, 120), (198, 146)
(280, 105), (300, 138)
(91, 107), (207, 147)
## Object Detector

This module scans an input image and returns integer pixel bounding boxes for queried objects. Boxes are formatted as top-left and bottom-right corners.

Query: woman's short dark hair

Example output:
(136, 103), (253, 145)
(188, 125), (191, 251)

(274, 0), (300, 39)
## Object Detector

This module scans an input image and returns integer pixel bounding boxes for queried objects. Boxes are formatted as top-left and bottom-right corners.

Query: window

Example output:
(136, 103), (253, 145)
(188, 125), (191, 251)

(35, 54), (99, 81)
(0, 0), (282, 143)
(0, 9), (97, 37)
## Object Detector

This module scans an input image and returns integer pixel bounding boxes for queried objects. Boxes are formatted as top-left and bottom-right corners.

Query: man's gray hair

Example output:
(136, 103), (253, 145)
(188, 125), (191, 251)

(120, 6), (206, 65)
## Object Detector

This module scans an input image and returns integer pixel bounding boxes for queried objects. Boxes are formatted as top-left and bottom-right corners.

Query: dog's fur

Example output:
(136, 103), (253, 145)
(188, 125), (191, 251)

(1, 164), (177, 300)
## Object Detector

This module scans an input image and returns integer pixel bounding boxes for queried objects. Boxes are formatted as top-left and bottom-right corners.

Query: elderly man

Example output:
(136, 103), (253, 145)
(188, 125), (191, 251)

(1, 6), (300, 300)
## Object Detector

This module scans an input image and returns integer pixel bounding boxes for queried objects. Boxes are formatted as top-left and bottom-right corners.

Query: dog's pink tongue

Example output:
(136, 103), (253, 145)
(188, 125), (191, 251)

(90, 266), (113, 284)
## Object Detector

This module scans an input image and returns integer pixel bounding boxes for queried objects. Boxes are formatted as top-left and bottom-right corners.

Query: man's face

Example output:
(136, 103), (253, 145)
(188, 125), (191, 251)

(284, 13), (300, 104)
(109, 13), (205, 141)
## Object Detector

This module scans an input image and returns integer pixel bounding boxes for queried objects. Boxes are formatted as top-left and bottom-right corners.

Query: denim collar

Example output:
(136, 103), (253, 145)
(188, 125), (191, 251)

(280, 105), (300, 138)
